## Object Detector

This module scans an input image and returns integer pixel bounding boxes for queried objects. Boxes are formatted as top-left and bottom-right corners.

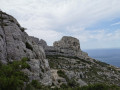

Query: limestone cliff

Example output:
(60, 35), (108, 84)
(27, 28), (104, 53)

(0, 11), (120, 88)
(39, 36), (88, 60)
(39, 36), (120, 87)
(0, 11), (52, 85)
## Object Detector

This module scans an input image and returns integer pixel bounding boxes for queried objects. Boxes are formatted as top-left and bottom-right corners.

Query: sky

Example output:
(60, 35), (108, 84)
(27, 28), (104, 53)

(0, 0), (120, 49)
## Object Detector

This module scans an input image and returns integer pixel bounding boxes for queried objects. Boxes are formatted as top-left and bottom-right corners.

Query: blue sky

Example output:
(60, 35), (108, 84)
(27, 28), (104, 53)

(0, 0), (120, 49)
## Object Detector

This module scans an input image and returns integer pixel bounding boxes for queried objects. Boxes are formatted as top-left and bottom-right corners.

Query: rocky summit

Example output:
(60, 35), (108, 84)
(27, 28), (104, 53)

(0, 11), (120, 89)
(39, 36), (88, 59)
(40, 36), (120, 87)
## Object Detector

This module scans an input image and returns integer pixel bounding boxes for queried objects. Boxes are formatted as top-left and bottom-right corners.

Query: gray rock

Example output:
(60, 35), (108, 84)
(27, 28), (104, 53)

(77, 79), (87, 86)
(39, 39), (47, 48)
(54, 36), (81, 51)
(0, 11), (52, 85)
(40, 36), (89, 60)
(0, 26), (7, 64)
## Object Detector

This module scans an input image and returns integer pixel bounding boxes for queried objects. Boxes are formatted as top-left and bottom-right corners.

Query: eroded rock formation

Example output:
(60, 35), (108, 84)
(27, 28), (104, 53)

(39, 36), (89, 60)
(0, 11), (52, 85)
(0, 11), (120, 88)
(39, 36), (120, 86)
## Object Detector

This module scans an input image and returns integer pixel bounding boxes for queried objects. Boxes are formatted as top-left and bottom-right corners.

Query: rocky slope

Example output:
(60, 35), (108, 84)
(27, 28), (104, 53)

(39, 36), (120, 87)
(0, 11), (52, 85)
(0, 11), (120, 88)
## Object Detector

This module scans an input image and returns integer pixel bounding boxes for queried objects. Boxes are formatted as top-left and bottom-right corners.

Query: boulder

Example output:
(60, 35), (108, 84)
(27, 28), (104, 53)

(54, 36), (81, 51)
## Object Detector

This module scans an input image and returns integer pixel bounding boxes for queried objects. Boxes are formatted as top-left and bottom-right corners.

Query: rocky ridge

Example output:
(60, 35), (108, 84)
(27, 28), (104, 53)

(39, 36), (89, 60)
(0, 11), (120, 88)
(0, 11), (52, 85)
(39, 36), (120, 87)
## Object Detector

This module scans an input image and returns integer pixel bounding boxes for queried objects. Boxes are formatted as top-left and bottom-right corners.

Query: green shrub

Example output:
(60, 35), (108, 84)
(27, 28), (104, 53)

(21, 57), (30, 62)
(79, 83), (120, 90)
(25, 83), (35, 90)
(26, 80), (51, 90)
(31, 80), (42, 89)
(67, 79), (79, 88)
(57, 70), (65, 78)
(59, 83), (120, 90)
(0, 61), (2, 67)
(9, 58), (30, 70)
(21, 58), (30, 69)
(93, 60), (109, 67)
(60, 83), (68, 88)
(21, 62), (30, 69)
(57, 70), (79, 88)
(0, 60), (29, 90)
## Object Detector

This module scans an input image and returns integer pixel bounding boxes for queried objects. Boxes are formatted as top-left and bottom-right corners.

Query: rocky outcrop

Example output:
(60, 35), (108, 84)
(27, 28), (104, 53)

(53, 36), (89, 59)
(0, 11), (120, 88)
(39, 36), (89, 60)
(39, 39), (47, 48)
(0, 11), (52, 85)
(39, 37), (120, 86)
(47, 53), (120, 86)
(54, 36), (81, 51)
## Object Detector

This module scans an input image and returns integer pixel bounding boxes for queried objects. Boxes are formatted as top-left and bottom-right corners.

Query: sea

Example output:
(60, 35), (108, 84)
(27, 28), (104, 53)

(84, 48), (120, 67)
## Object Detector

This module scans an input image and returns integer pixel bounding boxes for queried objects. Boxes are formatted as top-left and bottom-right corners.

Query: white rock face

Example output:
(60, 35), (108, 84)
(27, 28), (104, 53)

(53, 36), (82, 57)
(54, 36), (81, 51)
(39, 36), (89, 60)
(0, 11), (52, 85)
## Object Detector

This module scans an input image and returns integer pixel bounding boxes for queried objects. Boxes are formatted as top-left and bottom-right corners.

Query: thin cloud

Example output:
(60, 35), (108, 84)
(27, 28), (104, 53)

(0, 0), (120, 49)
(111, 22), (120, 26)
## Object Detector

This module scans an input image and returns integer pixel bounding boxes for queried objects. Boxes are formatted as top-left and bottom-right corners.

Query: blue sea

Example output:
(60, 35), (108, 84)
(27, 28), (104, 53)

(84, 48), (120, 67)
